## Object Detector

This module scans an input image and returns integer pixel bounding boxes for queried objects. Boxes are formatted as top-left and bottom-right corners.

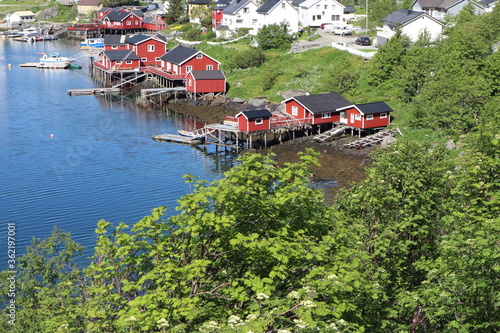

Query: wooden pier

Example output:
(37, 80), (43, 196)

(151, 134), (202, 145)
(344, 128), (399, 149)
(67, 88), (121, 96)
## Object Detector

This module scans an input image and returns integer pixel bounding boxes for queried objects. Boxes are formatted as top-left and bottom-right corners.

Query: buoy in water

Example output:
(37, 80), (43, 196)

(7, 64), (11, 68)
(50, 134), (54, 138)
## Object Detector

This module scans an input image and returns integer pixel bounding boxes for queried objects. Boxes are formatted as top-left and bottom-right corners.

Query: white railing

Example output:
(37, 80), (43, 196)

(331, 42), (377, 59)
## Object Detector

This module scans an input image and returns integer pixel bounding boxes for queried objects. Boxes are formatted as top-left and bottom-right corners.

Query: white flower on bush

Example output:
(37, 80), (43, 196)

(228, 315), (244, 328)
(287, 290), (300, 299)
(294, 319), (309, 329)
(256, 292), (269, 300)
(300, 300), (317, 308)
(156, 318), (170, 328)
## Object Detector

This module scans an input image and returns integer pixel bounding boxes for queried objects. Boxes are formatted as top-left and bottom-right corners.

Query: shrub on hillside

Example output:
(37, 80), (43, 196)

(256, 23), (293, 50)
(223, 47), (265, 72)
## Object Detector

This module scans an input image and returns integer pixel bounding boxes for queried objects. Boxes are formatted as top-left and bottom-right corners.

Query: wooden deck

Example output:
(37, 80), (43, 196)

(67, 88), (121, 96)
(344, 128), (399, 149)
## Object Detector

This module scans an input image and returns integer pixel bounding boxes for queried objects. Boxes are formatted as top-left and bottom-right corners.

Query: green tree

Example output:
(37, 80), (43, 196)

(166, 0), (187, 24)
(256, 23), (293, 50)
(367, 29), (411, 85)
(334, 140), (454, 330)
(0, 228), (85, 332)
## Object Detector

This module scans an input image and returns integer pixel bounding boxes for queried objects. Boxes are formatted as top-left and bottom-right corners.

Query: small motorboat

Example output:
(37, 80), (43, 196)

(39, 52), (75, 66)
(80, 37), (104, 49)
(178, 130), (204, 140)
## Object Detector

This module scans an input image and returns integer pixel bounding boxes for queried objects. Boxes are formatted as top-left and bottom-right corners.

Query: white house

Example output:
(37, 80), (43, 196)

(298, 0), (345, 27)
(6, 11), (36, 23)
(222, 0), (259, 32)
(411, 0), (485, 20)
(377, 9), (445, 45)
(255, 0), (299, 34)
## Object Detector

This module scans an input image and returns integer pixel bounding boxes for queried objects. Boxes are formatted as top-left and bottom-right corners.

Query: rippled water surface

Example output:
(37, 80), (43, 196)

(0, 38), (232, 268)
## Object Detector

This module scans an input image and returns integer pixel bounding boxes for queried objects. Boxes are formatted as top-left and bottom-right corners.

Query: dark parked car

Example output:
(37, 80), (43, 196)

(355, 36), (371, 46)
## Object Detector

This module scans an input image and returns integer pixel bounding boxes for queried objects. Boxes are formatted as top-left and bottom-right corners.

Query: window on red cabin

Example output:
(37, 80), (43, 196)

(196, 53), (202, 59)
(255, 118), (263, 125)
(207, 65), (213, 70)
(291, 106), (298, 116)
(148, 45), (155, 52)
(126, 60), (132, 64)
(366, 114), (374, 120)
(380, 113), (387, 118)
(355, 114), (361, 121)
(186, 66), (192, 72)
(322, 112), (331, 119)
(127, 21), (131, 25)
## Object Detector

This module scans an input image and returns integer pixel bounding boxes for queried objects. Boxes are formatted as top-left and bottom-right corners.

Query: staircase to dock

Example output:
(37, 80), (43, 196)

(314, 125), (348, 143)
(344, 128), (399, 149)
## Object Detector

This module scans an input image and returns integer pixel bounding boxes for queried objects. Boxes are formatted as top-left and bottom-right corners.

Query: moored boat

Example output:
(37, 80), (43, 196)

(80, 37), (104, 49)
(39, 52), (75, 66)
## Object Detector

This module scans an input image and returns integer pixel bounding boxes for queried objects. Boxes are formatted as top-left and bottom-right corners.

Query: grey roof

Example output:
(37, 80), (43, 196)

(414, 0), (463, 9)
(223, 0), (251, 15)
(291, 0), (306, 6)
(257, 0), (281, 13)
(103, 50), (140, 61)
(216, 0), (233, 4)
(240, 109), (272, 119)
(381, 9), (425, 27)
(355, 102), (393, 115)
(478, 0), (496, 5)
(125, 34), (167, 44)
(104, 34), (128, 45)
(188, 0), (210, 3)
(189, 70), (226, 80)
(105, 8), (143, 21)
(160, 45), (200, 65)
(344, 5), (356, 13)
(292, 92), (352, 114)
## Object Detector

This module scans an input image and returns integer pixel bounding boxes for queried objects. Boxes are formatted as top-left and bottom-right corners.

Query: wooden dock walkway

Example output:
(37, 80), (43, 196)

(314, 125), (349, 143)
(67, 88), (121, 96)
(344, 128), (399, 149)
(151, 134), (202, 145)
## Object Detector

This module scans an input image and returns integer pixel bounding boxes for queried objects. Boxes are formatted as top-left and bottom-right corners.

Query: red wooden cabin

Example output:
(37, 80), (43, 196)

(160, 45), (220, 77)
(143, 17), (167, 31)
(282, 92), (352, 125)
(98, 7), (112, 20)
(235, 109), (272, 132)
(100, 50), (141, 70)
(125, 34), (167, 67)
(101, 9), (144, 30)
(338, 102), (393, 129)
(186, 70), (226, 94)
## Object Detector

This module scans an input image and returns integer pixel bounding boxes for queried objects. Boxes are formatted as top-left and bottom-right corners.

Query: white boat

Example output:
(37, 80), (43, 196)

(80, 37), (104, 49)
(39, 52), (75, 66)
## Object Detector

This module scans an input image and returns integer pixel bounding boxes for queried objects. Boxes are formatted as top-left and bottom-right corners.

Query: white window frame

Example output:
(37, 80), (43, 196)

(322, 112), (331, 119)
(206, 65), (213, 70)
(380, 113), (387, 118)
(255, 118), (263, 125)
(186, 65), (193, 72)
(126, 60), (132, 64)
(196, 53), (202, 59)
(148, 45), (155, 52)
(291, 106), (298, 116)
(366, 114), (374, 120)
(355, 114), (361, 121)
(141, 57), (147, 62)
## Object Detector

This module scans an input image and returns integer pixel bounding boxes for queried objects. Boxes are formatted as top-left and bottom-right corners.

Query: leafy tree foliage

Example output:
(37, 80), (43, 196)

(223, 47), (266, 72)
(367, 29), (411, 85)
(256, 23), (293, 50)
(101, 0), (141, 8)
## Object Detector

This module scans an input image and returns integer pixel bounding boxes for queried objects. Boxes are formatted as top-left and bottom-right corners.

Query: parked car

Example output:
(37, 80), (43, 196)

(141, 3), (159, 11)
(355, 36), (371, 46)
(332, 25), (353, 35)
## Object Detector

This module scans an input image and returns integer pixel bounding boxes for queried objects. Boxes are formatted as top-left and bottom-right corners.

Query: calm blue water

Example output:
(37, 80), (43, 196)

(0, 38), (233, 269)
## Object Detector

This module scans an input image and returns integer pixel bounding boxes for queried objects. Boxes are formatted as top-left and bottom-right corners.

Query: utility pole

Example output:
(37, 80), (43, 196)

(366, 0), (368, 33)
